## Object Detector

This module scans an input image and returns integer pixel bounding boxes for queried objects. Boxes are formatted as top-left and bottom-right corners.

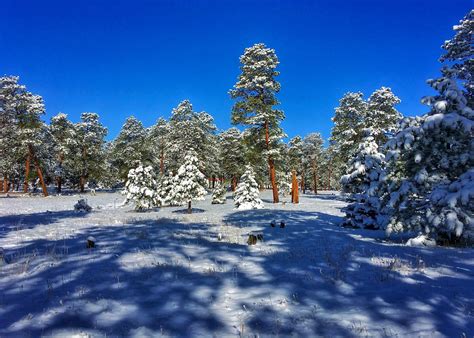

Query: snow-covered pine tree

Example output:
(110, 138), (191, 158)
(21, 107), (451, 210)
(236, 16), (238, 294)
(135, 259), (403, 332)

(156, 171), (177, 206)
(330, 92), (367, 171)
(303, 133), (324, 194)
(123, 164), (159, 211)
(211, 181), (227, 204)
(110, 116), (147, 181)
(230, 43), (285, 203)
(147, 117), (170, 175)
(234, 165), (264, 210)
(288, 135), (304, 188)
(340, 130), (385, 229)
(74, 113), (108, 192)
(169, 150), (207, 213)
(50, 113), (76, 192)
(0, 76), (23, 191)
(366, 87), (402, 146)
(381, 77), (473, 242)
(167, 100), (217, 174)
(0, 76), (49, 195)
(440, 9), (474, 106)
(219, 128), (247, 191)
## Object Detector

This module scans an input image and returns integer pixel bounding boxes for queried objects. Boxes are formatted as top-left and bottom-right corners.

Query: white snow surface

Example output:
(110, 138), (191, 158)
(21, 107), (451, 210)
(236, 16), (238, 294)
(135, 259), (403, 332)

(0, 191), (473, 337)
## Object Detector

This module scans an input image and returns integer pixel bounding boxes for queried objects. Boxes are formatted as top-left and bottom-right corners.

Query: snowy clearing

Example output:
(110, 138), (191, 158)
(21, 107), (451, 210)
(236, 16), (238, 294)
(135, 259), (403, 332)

(0, 191), (473, 337)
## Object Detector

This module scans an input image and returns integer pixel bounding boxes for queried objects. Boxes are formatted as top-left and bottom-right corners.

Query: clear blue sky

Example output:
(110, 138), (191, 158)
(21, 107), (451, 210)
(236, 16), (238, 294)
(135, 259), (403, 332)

(1, 0), (472, 141)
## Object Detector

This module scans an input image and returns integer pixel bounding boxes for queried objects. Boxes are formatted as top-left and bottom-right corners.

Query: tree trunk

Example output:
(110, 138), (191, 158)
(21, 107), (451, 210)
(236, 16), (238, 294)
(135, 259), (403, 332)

(34, 159), (48, 197)
(313, 159), (318, 194)
(160, 148), (164, 175)
(265, 120), (279, 203)
(24, 151), (31, 193)
(212, 175), (215, 189)
(231, 176), (237, 192)
(291, 170), (299, 204)
(57, 176), (62, 193)
(80, 176), (85, 193)
(188, 201), (192, 214)
(3, 176), (8, 193)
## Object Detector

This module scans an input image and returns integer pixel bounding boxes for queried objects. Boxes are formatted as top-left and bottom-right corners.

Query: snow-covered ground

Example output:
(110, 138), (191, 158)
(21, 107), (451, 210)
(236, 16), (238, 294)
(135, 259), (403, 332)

(0, 191), (473, 337)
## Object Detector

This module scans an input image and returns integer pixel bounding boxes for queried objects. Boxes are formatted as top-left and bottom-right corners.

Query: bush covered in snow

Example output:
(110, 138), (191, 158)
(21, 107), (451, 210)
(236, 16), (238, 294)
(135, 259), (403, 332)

(340, 130), (385, 229)
(234, 165), (264, 210)
(211, 182), (226, 204)
(123, 165), (159, 211)
(74, 198), (92, 212)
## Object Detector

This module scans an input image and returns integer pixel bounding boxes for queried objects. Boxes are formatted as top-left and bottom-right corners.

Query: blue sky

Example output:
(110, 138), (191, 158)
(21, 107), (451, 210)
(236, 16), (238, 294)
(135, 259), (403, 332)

(1, 0), (472, 141)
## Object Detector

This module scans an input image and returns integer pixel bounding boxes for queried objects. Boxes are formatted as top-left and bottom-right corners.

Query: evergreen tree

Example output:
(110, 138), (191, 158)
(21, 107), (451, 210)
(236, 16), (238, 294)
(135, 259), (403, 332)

(168, 100), (217, 174)
(170, 150), (207, 213)
(148, 117), (170, 175)
(330, 92), (367, 170)
(340, 130), (385, 229)
(211, 181), (227, 204)
(440, 10), (474, 106)
(288, 135), (304, 183)
(123, 165), (159, 211)
(302, 133), (324, 193)
(234, 165), (264, 210)
(74, 113), (108, 192)
(366, 87), (402, 146)
(156, 171), (177, 206)
(0, 76), (49, 195)
(50, 113), (76, 192)
(230, 43), (285, 203)
(219, 128), (246, 191)
(381, 77), (473, 241)
(110, 116), (147, 180)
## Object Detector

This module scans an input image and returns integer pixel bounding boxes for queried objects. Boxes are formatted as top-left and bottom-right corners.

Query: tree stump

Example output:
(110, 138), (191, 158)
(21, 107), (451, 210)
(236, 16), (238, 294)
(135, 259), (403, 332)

(270, 220), (276, 228)
(86, 236), (96, 248)
(247, 232), (263, 245)
(247, 234), (257, 245)
(280, 221), (286, 228)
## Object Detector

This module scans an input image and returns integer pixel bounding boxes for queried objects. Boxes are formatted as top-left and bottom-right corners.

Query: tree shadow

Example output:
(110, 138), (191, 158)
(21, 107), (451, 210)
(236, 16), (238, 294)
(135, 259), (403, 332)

(0, 206), (472, 336)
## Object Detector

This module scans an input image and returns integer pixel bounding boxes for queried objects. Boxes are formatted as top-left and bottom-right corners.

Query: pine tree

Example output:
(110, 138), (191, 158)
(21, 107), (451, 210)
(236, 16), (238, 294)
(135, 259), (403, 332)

(170, 150), (207, 213)
(288, 136), (304, 189)
(168, 100), (217, 175)
(123, 165), (159, 211)
(366, 87), (402, 146)
(234, 165), (264, 210)
(156, 171), (177, 206)
(440, 10), (474, 106)
(302, 133), (324, 194)
(340, 130), (385, 229)
(147, 117), (170, 175)
(219, 128), (246, 191)
(381, 77), (473, 241)
(50, 113), (76, 192)
(110, 116), (147, 180)
(211, 181), (227, 204)
(230, 43), (285, 203)
(330, 92), (367, 170)
(75, 113), (107, 192)
(0, 76), (49, 196)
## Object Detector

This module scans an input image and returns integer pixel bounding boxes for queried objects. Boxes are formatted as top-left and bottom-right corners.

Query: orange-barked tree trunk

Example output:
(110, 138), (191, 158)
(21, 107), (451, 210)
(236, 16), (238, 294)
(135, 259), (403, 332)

(291, 170), (299, 204)
(28, 145), (48, 197)
(265, 120), (279, 203)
